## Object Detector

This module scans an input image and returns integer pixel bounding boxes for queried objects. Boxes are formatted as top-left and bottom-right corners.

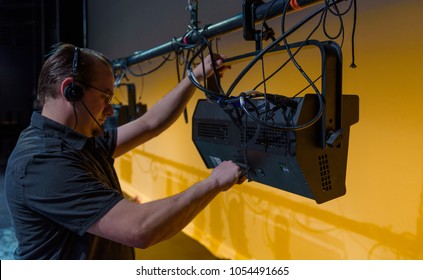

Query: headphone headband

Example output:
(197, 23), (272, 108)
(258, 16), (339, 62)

(64, 46), (84, 102)
(71, 47), (79, 79)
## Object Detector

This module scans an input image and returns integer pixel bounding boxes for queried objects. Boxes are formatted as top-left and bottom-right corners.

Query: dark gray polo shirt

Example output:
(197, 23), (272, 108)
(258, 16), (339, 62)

(4, 112), (135, 259)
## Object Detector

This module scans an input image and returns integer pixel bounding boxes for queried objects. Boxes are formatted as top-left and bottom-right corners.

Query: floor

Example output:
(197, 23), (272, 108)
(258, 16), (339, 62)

(0, 166), (18, 259)
(0, 163), (217, 260)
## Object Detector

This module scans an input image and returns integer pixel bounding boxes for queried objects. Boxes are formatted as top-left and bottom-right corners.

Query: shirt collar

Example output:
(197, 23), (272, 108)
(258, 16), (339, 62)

(31, 111), (89, 150)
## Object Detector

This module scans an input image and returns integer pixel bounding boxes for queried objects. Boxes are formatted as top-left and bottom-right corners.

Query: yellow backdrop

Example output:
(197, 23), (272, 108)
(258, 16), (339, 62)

(113, 0), (423, 259)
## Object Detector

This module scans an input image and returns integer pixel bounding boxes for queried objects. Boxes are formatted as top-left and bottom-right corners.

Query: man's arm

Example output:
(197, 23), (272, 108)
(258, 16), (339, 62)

(87, 160), (241, 248)
(113, 54), (227, 158)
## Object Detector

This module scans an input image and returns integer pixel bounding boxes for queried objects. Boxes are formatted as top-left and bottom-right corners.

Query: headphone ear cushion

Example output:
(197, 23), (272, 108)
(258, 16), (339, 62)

(64, 84), (84, 102)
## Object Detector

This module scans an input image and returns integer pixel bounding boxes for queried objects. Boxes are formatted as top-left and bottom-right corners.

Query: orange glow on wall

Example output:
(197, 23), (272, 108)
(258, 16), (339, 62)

(113, 0), (423, 259)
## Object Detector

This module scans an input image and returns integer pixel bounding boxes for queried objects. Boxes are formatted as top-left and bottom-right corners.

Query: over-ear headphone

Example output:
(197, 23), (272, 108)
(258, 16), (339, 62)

(64, 47), (84, 102)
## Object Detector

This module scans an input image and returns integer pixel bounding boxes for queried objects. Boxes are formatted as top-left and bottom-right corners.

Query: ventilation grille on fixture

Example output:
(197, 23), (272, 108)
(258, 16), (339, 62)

(197, 122), (229, 141)
(318, 153), (332, 192)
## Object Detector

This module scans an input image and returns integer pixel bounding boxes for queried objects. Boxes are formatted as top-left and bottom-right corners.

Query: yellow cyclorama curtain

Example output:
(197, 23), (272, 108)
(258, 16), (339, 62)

(114, 0), (423, 259)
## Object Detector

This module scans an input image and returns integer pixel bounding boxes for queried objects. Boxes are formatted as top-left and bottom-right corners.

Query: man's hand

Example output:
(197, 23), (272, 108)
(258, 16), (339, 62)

(192, 54), (231, 82)
(209, 160), (244, 192)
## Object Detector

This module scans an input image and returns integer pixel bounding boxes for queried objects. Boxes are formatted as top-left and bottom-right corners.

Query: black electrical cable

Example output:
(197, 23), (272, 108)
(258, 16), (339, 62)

(187, 45), (222, 99)
(226, 2), (332, 97)
(266, 0), (324, 93)
(252, 34), (322, 91)
(183, 0), (356, 132)
(277, 1), (324, 130)
(238, 92), (305, 131)
(291, 75), (322, 98)
(322, 1), (345, 43)
(122, 53), (172, 78)
(281, 0), (321, 97)
(349, 0), (357, 68)
(326, 0), (354, 16)
(323, 0), (358, 67)
(186, 27), (227, 100)
(239, 0), (357, 131)
(234, 2), (327, 131)
(185, 2), (329, 131)
(252, 1), (347, 92)
(192, 27), (226, 95)
(257, 0), (279, 99)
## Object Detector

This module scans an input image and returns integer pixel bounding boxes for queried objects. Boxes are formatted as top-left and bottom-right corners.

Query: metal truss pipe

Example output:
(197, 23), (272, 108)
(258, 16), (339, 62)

(111, 0), (335, 71)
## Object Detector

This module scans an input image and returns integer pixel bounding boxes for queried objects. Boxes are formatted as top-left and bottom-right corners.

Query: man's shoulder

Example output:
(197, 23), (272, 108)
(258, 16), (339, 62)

(12, 125), (63, 157)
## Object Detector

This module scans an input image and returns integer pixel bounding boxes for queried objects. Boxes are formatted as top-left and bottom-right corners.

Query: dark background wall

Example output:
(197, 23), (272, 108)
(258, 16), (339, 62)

(0, 0), (85, 164)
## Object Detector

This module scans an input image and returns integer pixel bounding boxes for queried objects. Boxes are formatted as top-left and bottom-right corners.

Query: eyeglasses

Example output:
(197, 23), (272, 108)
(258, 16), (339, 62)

(82, 82), (115, 104)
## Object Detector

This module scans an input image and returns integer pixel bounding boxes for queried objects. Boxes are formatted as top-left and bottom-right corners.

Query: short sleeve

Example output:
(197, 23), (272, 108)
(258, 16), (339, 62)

(22, 152), (123, 236)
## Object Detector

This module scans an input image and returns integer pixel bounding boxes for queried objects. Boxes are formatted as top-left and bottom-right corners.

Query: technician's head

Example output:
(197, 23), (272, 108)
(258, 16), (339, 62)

(37, 43), (115, 137)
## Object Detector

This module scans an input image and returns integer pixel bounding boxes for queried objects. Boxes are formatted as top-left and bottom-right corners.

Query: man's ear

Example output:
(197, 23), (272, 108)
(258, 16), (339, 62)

(61, 78), (73, 96)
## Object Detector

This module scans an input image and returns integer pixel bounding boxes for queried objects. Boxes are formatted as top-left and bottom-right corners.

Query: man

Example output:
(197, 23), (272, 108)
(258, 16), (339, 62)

(4, 43), (242, 259)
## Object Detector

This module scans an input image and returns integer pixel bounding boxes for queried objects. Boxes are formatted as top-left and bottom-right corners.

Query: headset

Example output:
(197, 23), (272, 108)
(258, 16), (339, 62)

(64, 47), (84, 102)
(64, 46), (107, 135)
